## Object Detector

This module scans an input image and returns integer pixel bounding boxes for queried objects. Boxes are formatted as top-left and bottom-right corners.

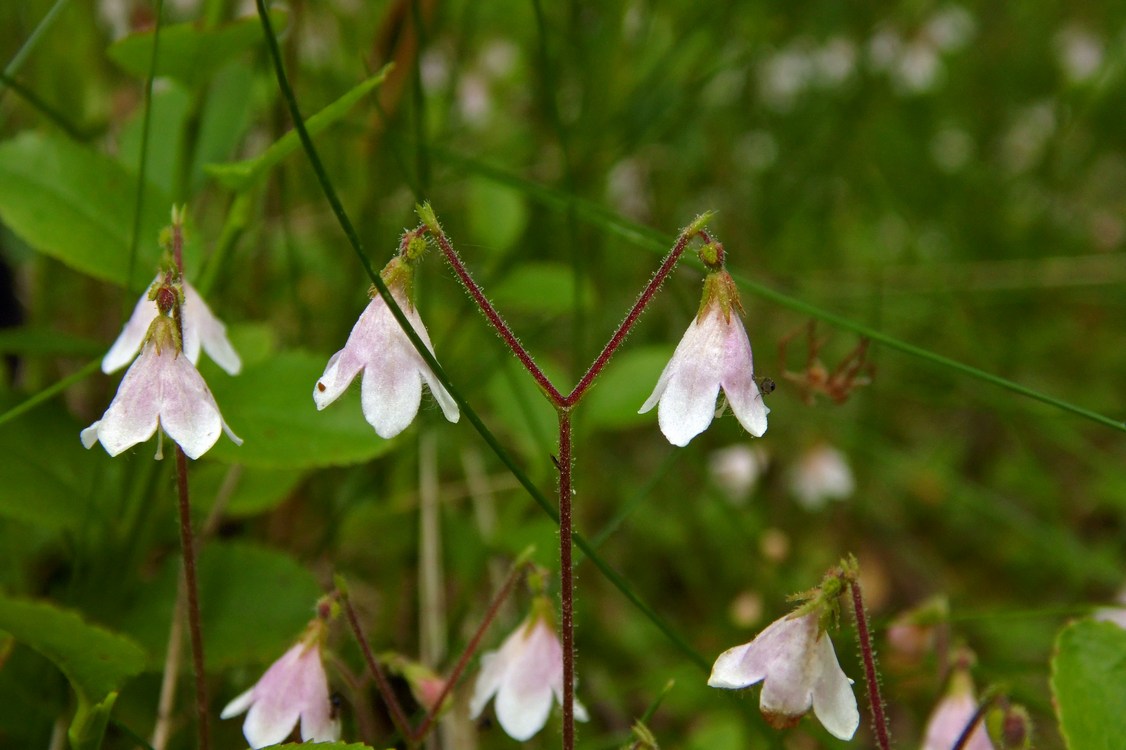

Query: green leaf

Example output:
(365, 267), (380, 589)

(0, 594), (146, 750)
(205, 350), (397, 468)
(0, 402), (108, 534)
(0, 326), (104, 357)
(0, 132), (171, 289)
(1051, 619), (1126, 750)
(466, 177), (530, 254)
(261, 744), (376, 749)
(583, 345), (673, 430)
(490, 261), (594, 317)
(118, 542), (321, 670)
(190, 462), (305, 518)
(106, 10), (288, 89)
(205, 67), (390, 191)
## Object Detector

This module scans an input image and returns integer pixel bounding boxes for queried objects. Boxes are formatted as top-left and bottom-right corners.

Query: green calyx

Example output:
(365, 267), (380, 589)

(528, 595), (558, 633)
(377, 256), (414, 305)
(697, 241), (724, 270)
(145, 315), (181, 356)
(697, 270), (743, 323)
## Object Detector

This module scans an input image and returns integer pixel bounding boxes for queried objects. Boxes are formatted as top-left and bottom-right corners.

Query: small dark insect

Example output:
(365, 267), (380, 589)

(329, 692), (344, 721)
(317, 381), (326, 392)
(778, 321), (873, 405)
(756, 376), (776, 396)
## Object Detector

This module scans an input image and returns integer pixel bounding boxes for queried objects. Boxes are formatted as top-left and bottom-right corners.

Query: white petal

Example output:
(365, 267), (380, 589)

(400, 306), (459, 424)
(185, 282), (241, 375)
(101, 283), (158, 373)
(495, 672), (554, 741)
(720, 315), (768, 437)
(360, 343), (422, 439)
(654, 313), (726, 446)
(469, 651), (505, 719)
(708, 642), (762, 689)
(157, 352), (224, 460)
(295, 649), (339, 742)
(638, 356), (674, 414)
(757, 615), (819, 720)
(91, 346), (163, 456)
(313, 300), (381, 410)
(243, 698), (300, 748)
(80, 421), (102, 450)
(810, 632), (859, 740)
(220, 687), (256, 719)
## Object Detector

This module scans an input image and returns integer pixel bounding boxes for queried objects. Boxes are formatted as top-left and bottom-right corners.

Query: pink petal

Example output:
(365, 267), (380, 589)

(720, 315), (768, 437)
(219, 687), (255, 719)
(469, 650), (506, 719)
(185, 282), (241, 375)
(89, 345), (164, 455)
(101, 288), (157, 373)
(313, 299), (380, 410)
(652, 313), (726, 446)
(360, 338), (423, 439)
(157, 352), (224, 460)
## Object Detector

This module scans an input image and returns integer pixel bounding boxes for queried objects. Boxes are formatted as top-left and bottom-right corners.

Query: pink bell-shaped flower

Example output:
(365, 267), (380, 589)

(102, 277), (241, 375)
(220, 638), (340, 748)
(709, 609), (859, 740)
(922, 659), (994, 750)
(80, 314), (241, 460)
(314, 258), (458, 439)
(469, 599), (588, 741)
(640, 270), (768, 446)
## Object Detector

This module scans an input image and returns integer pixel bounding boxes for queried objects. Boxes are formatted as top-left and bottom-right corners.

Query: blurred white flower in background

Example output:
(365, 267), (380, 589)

(1055, 26), (1104, 83)
(788, 443), (854, 510)
(709, 444), (770, 505)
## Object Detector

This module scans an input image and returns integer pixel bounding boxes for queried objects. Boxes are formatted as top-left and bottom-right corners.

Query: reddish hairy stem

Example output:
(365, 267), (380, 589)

(411, 562), (525, 741)
(564, 226), (701, 405)
(174, 448), (210, 750)
(558, 410), (575, 750)
(341, 591), (416, 746)
(850, 579), (892, 750)
(428, 227), (564, 405)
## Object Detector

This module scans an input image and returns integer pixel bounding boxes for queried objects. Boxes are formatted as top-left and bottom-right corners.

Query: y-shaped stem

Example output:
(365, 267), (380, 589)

(175, 448), (210, 750)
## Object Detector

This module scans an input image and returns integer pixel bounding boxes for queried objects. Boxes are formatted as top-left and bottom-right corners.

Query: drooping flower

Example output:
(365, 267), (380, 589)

(314, 257), (459, 439)
(470, 600), (588, 741)
(220, 640), (340, 747)
(102, 277), (241, 375)
(80, 314), (241, 460)
(708, 610), (859, 740)
(640, 269), (768, 446)
(788, 442), (855, 510)
(922, 662), (994, 750)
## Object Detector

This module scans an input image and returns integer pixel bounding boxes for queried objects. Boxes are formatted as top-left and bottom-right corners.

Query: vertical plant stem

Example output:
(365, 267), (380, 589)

(558, 410), (575, 750)
(150, 590), (184, 750)
(341, 590), (416, 746)
(418, 432), (446, 749)
(174, 448), (210, 750)
(849, 579), (891, 750)
(412, 560), (526, 741)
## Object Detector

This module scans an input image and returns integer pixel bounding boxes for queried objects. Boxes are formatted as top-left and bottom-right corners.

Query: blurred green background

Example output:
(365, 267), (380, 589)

(1, 0), (1124, 748)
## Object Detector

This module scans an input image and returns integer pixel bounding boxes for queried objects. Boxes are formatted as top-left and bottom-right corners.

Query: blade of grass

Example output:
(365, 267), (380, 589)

(127, 0), (165, 298)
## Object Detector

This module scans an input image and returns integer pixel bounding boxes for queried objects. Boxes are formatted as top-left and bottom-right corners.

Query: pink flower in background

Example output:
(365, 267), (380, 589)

(220, 641), (340, 748)
(640, 287), (768, 446)
(102, 278), (241, 375)
(922, 667), (994, 750)
(314, 285), (459, 439)
(470, 613), (588, 740)
(81, 318), (241, 459)
(708, 610), (858, 740)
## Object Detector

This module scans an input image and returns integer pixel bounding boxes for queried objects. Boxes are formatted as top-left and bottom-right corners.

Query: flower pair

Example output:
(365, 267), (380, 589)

(81, 274), (241, 459)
